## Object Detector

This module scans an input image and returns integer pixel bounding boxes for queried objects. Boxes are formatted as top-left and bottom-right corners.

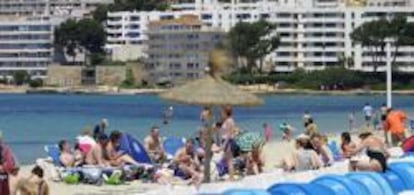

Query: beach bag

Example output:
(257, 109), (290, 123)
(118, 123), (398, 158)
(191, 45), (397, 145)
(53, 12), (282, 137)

(81, 168), (103, 185)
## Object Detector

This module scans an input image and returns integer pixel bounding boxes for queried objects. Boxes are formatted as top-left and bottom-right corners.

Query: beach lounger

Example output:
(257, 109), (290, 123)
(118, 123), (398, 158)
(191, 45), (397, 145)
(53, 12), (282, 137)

(44, 144), (63, 167)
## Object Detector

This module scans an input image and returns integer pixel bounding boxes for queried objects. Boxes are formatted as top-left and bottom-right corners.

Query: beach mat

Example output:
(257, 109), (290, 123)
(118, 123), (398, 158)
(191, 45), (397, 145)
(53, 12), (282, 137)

(119, 134), (152, 164)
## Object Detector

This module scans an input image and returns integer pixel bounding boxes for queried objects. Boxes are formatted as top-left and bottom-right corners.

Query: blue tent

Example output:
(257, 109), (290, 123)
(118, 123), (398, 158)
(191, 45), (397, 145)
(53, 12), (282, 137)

(118, 133), (152, 164)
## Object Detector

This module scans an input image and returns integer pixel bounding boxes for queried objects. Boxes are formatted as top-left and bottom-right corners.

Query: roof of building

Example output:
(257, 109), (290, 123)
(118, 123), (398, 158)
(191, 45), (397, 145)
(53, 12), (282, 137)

(148, 14), (203, 27)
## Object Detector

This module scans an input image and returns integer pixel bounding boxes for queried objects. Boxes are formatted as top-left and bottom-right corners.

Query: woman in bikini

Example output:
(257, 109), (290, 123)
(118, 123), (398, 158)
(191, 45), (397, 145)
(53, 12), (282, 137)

(349, 132), (389, 172)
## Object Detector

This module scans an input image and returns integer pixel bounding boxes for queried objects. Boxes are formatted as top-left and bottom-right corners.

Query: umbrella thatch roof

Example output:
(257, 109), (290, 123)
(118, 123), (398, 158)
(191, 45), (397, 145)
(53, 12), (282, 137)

(160, 75), (263, 106)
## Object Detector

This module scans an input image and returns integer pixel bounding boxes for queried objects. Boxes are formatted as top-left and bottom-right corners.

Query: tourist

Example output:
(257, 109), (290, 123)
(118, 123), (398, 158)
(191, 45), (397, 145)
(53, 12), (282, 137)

(144, 126), (166, 163)
(340, 132), (356, 158)
(280, 123), (294, 141)
(380, 103), (388, 122)
(362, 103), (373, 127)
(349, 132), (389, 172)
(93, 118), (108, 140)
(282, 135), (321, 171)
(220, 106), (237, 179)
(372, 111), (380, 130)
(304, 118), (318, 137)
(16, 166), (49, 195)
(105, 130), (143, 166)
(348, 111), (356, 131)
(173, 139), (203, 186)
(311, 134), (333, 166)
(0, 131), (16, 195)
(303, 110), (312, 123)
(85, 134), (110, 166)
(384, 108), (407, 146)
(76, 129), (96, 156)
(163, 106), (174, 125)
(245, 142), (265, 175)
(263, 123), (272, 142)
(58, 140), (79, 167)
(200, 107), (212, 124)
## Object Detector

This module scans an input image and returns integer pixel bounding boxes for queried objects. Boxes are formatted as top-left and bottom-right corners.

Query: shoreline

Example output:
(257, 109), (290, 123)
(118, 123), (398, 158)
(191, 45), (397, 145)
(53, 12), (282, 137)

(2, 85), (414, 96)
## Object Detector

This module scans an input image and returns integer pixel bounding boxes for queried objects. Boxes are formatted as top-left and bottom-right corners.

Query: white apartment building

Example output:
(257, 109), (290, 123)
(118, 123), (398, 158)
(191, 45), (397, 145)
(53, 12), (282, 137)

(0, 16), (53, 79)
(106, 0), (414, 72)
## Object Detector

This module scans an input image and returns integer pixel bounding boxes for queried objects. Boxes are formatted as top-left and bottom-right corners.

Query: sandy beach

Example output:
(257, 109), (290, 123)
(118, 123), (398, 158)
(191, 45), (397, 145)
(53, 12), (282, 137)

(11, 137), (352, 195)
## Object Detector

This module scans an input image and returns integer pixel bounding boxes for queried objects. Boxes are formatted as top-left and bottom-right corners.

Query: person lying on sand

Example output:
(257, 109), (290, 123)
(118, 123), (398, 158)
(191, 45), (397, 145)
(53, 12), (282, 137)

(58, 140), (83, 167)
(144, 126), (165, 163)
(349, 132), (389, 172)
(173, 139), (203, 186)
(104, 131), (143, 167)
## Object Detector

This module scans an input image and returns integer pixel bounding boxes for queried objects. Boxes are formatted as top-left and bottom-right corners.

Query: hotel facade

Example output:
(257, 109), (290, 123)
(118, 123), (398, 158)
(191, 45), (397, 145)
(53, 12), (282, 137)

(106, 0), (414, 72)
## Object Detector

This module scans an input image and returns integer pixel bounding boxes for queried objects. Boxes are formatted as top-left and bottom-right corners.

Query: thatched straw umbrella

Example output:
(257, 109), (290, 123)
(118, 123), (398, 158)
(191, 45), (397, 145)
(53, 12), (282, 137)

(159, 49), (263, 182)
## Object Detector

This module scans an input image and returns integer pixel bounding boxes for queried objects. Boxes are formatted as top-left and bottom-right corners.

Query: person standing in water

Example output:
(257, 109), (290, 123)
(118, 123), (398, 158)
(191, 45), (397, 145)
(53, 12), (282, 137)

(263, 123), (272, 142)
(163, 106), (174, 125)
(348, 112), (356, 131)
(303, 110), (312, 123)
(362, 103), (373, 128)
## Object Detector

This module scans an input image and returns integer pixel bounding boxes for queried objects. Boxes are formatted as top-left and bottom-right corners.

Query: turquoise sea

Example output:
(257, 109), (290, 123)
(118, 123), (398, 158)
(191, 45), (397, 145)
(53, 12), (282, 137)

(1, 94), (414, 164)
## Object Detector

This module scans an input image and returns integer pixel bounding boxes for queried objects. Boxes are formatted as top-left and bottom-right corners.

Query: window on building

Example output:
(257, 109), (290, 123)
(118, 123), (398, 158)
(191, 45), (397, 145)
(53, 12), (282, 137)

(201, 14), (212, 20)
(130, 16), (140, 21)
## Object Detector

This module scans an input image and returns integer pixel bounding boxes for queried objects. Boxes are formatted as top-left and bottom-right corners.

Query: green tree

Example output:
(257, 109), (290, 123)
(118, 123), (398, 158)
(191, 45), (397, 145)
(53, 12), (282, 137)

(92, 4), (109, 23)
(54, 19), (80, 63)
(351, 18), (390, 72)
(122, 68), (135, 88)
(229, 20), (280, 74)
(13, 71), (30, 85)
(78, 18), (105, 54)
(55, 19), (105, 65)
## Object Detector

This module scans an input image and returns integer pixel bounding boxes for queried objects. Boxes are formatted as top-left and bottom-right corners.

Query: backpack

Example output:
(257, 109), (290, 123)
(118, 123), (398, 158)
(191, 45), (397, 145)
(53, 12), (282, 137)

(81, 168), (103, 186)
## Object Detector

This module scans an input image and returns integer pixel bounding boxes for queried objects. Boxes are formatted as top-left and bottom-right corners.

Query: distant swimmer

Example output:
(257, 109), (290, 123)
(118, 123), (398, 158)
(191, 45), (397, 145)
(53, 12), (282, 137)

(163, 106), (174, 125)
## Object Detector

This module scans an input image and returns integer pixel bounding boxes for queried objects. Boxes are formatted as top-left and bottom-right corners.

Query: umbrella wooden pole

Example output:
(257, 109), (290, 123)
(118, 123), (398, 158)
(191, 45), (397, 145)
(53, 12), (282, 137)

(203, 106), (214, 183)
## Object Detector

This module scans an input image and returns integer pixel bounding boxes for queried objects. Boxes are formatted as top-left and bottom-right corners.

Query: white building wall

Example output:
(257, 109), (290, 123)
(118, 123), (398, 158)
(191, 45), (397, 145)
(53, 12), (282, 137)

(106, 0), (414, 72)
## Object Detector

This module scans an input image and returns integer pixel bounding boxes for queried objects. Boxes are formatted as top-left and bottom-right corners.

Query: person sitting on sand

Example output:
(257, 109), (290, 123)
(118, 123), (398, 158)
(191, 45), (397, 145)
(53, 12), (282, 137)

(16, 166), (49, 195)
(349, 132), (389, 172)
(105, 130), (143, 167)
(85, 134), (110, 166)
(340, 132), (356, 158)
(282, 135), (321, 171)
(245, 143), (265, 175)
(311, 134), (333, 167)
(144, 126), (165, 163)
(304, 119), (318, 137)
(76, 129), (96, 156)
(58, 140), (82, 167)
(173, 139), (203, 186)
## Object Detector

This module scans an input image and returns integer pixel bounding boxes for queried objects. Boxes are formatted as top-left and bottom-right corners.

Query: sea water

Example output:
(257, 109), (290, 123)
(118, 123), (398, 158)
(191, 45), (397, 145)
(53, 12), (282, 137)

(0, 93), (413, 164)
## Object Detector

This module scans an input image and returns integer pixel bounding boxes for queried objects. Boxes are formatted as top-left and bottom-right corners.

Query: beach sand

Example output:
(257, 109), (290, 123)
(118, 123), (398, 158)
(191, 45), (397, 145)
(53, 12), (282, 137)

(10, 138), (352, 195)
